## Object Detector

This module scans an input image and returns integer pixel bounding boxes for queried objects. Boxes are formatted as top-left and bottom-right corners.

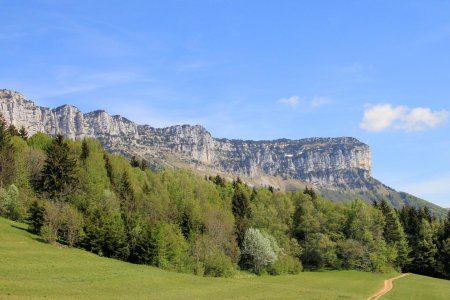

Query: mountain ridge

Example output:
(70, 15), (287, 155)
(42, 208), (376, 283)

(0, 89), (445, 216)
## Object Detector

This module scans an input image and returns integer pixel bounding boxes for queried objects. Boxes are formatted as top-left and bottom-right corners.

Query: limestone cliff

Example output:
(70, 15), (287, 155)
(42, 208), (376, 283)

(0, 89), (373, 191)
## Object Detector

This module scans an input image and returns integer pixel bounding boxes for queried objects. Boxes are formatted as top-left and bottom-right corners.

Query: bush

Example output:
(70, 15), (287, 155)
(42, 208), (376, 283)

(0, 184), (21, 220)
(60, 204), (84, 247)
(242, 227), (279, 274)
(40, 224), (57, 243)
(268, 255), (303, 275)
(204, 250), (235, 277)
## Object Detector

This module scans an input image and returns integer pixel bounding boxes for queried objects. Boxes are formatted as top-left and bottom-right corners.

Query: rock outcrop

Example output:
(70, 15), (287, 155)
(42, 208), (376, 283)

(2, 89), (448, 217)
(0, 89), (372, 190)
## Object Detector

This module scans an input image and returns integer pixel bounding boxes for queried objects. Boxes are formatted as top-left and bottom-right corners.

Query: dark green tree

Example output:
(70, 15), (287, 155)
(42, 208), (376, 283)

(0, 113), (16, 188)
(80, 139), (90, 160)
(212, 175), (225, 187)
(232, 183), (251, 248)
(376, 200), (410, 269)
(103, 152), (113, 183)
(410, 219), (439, 276)
(18, 125), (28, 140)
(130, 155), (140, 168)
(436, 211), (450, 278)
(303, 187), (317, 200)
(26, 200), (45, 234)
(139, 159), (147, 171)
(7, 124), (19, 136)
(38, 134), (78, 200)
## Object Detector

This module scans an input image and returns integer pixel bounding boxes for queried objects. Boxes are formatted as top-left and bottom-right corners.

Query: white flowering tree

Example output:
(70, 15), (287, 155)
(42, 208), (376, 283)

(242, 227), (280, 273)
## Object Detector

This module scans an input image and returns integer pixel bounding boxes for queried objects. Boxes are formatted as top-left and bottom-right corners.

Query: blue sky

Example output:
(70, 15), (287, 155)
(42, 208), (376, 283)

(1, 0), (449, 207)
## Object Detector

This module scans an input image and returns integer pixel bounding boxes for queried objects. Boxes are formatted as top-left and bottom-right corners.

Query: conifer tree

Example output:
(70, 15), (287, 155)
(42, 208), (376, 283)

(139, 159), (147, 171)
(26, 200), (45, 234)
(411, 219), (439, 276)
(377, 200), (410, 269)
(232, 183), (251, 248)
(103, 152), (113, 183)
(80, 139), (90, 160)
(0, 113), (16, 188)
(7, 124), (19, 136)
(38, 134), (77, 200)
(130, 155), (140, 168)
(18, 125), (28, 140)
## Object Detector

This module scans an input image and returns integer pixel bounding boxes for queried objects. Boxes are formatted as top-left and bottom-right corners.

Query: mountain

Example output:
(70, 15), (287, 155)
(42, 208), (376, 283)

(0, 89), (446, 216)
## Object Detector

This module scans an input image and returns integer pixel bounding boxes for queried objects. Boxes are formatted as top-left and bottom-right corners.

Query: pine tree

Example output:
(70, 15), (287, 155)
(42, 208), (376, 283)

(0, 113), (16, 188)
(80, 139), (90, 160)
(130, 155), (140, 168)
(377, 200), (410, 269)
(139, 159), (147, 171)
(26, 200), (45, 234)
(38, 134), (78, 200)
(304, 187), (317, 200)
(437, 211), (450, 278)
(7, 124), (19, 136)
(18, 125), (28, 140)
(103, 152), (113, 183)
(412, 219), (439, 276)
(232, 183), (251, 248)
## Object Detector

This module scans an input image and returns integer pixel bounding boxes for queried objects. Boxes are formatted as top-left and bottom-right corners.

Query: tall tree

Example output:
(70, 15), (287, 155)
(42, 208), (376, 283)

(0, 113), (16, 188)
(232, 183), (251, 247)
(26, 200), (45, 234)
(130, 155), (140, 168)
(376, 200), (410, 269)
(7, 124), (19, 136)
(410, 219), (439, 276)
(18, 125), (28, 140)
(80, 139), (90, 161)
(38, 134), (77, 200)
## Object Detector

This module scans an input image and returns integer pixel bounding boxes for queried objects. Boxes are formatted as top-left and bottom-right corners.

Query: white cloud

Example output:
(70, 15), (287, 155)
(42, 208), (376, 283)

(399, 107), (449, 131)
(311, 97), (331, 108)
(360, 104), (449, 132)
(279, 96), (300, 107)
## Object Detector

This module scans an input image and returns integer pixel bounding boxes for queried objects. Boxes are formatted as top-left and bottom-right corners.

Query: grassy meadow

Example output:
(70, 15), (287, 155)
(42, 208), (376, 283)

(383, 273), (450, 300)
(1, 217), (448, 299)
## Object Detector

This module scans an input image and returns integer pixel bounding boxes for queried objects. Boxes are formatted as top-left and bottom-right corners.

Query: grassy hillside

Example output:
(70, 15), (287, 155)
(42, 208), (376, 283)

(0, 217), (396, 299)
(383, 274), (450, 300)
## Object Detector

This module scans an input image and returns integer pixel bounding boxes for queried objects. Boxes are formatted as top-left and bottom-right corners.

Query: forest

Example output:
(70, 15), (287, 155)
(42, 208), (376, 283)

(0, 113), (449, 279)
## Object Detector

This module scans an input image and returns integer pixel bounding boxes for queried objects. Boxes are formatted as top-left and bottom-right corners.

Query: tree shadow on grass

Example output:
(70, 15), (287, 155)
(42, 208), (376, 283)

(10, 224), (48, 243)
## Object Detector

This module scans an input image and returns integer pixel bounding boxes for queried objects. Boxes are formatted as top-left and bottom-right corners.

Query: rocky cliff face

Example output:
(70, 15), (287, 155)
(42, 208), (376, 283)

(0, 89), (372, 190)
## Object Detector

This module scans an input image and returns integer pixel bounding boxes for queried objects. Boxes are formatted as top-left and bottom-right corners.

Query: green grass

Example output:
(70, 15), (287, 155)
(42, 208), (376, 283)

(0, 217), (445, 300)
(383, 273), (450, 300)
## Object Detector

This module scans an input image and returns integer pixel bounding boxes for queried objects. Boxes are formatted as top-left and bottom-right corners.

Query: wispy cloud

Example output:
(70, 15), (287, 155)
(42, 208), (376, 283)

(279, 95), (331, 109)
(360, 104), (449, 132)
(311, 96), (331, 108)
(279, 96), (300, 107)
(32, 66), (151, 98)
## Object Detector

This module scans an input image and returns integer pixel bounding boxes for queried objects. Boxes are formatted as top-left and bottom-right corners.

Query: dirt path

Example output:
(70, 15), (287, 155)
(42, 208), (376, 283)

(367, 273), (410, 300)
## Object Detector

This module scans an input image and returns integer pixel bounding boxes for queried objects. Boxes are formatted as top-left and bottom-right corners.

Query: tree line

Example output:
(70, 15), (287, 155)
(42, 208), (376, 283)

(0, 113), (449, 278)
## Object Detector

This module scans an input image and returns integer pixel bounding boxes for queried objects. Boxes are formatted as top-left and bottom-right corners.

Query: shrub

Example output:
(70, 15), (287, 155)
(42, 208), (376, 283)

(204, 250), (235, 277)
(268, 255), (303, 275)
(0, 184), (21, 220)
(242, 227), (279, 274)
(40, 224), (57, 243)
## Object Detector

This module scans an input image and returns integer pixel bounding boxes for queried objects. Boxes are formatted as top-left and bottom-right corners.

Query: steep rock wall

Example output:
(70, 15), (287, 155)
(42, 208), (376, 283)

(0, 89), (371, 190)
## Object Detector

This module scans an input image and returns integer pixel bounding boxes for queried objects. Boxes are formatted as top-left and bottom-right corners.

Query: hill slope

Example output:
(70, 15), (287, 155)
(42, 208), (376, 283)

(0, 217), (391, 299)
(1, 218), (449, 299)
